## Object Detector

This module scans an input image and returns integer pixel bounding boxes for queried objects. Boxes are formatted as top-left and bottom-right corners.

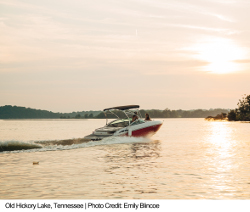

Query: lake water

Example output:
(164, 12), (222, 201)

(0, 118), (250, 199)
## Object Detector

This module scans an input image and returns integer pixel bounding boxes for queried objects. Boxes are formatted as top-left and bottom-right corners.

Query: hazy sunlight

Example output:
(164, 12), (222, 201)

(192, 38), (246, 74)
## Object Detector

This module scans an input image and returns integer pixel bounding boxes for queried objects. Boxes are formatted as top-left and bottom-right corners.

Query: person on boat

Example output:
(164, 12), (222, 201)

(134, 111), (139, 119)
(131, 115), (138, 123)
(145, 113), (151, 121)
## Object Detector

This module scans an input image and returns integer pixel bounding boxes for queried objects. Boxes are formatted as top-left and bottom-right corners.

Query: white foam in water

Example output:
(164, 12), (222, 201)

(0, 140), (42, 147)
(82, 136), (152, 148)
(0, 136), (152, 153)
(0, 140), (42, 152)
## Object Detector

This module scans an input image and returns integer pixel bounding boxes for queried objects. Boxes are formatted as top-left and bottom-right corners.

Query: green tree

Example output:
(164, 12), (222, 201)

(228, 110), (236, 121)
(237, 94), (250, 121)
(75, 114), (81, 119)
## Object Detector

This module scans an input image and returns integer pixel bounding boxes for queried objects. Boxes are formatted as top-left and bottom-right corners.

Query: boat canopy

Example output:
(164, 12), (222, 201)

(103, 105), (140, 111)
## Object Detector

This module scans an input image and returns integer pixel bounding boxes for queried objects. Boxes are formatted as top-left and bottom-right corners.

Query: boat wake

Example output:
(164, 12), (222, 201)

(0, 140), (42, 152)
(0, 136), (152, 153)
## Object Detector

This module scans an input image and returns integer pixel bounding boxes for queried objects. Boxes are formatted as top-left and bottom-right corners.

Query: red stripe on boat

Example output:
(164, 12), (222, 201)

(132, 124), (162, 137)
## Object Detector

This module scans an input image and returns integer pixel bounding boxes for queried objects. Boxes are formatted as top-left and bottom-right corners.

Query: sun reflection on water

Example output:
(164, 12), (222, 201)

(207, 121), (234, 152)
(205, 121), (238, 197)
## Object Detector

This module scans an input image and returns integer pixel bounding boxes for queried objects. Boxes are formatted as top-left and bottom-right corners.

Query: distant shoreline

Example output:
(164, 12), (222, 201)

(0, 105), (230, 119)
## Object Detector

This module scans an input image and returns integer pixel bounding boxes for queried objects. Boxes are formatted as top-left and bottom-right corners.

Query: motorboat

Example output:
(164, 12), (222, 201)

(83, 105), (163, 141)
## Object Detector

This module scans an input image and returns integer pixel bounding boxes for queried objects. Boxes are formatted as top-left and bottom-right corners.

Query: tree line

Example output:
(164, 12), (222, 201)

(0, 105), (97, 119)
(95, 108), (229, 119)
(0, 105), (229, 119)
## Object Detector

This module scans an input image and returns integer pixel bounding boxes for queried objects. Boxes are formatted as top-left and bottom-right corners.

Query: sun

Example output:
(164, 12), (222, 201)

(191, 38), (246, 74)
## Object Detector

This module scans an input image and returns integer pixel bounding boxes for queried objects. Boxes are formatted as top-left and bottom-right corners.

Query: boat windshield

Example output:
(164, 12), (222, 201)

(130, 119), (145, 126)
(107, 119), (145, 127)
(107, 119), (130, 127)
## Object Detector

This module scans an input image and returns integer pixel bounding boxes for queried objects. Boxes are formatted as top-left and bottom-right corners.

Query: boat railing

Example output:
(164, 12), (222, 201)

(104, 108), (141, 126)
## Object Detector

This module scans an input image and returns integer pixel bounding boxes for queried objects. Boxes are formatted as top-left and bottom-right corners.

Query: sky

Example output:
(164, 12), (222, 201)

(1, 0), (250, 112)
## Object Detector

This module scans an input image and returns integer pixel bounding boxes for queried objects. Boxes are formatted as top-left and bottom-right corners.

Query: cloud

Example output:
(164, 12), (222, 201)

(234, 59), (250, 63)
(164, 23), (229, 32)
(212, 14), (235, 22)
